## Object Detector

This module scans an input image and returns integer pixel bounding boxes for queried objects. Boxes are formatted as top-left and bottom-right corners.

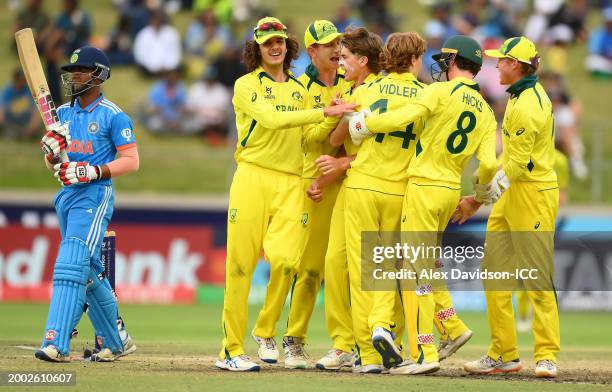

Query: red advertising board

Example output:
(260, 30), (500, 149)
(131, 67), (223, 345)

(0, 224), (226, 303)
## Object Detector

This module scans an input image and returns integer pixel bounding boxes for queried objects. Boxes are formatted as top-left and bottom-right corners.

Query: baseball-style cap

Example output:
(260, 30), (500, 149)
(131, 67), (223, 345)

(304, 20), (341, 48)
(485, 36), (540, 67)
(253, 17), (288, 44)
(432, 35), (483, 66)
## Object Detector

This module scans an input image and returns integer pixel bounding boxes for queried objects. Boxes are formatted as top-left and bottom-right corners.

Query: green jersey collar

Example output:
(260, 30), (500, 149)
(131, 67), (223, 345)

(506, 74), (538, 98)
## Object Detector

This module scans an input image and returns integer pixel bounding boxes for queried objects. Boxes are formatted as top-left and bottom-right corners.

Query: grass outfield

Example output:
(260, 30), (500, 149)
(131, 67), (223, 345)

(0, 303), (611, 391)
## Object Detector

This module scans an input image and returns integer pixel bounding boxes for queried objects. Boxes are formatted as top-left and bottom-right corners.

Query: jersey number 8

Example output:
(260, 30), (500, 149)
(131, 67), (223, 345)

(446, 110), (476, 154)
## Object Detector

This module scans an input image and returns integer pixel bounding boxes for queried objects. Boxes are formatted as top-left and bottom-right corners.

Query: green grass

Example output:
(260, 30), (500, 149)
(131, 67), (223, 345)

(1, 1), (610, 201)
(0, 303), (611, 391)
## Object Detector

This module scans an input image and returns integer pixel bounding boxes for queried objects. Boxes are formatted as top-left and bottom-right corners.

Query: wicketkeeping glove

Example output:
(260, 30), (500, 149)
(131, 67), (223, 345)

(347, 109), (372, 145)
(54, 162), (101, 186)
(41, 124), (71, 158)
(473, 169), (510, 205)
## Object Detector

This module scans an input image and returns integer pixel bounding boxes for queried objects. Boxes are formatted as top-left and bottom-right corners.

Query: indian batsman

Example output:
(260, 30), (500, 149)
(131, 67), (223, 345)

(461, 37), (560, 378)
(349, 35), (505, 374)
(36, 46), (138, 362)
(217, 17), (354, 372)
(279, 20), (353, 369)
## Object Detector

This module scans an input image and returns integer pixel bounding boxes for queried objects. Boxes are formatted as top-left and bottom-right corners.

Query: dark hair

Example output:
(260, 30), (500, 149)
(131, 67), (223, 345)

(454, 55), (481, 76)
(242, 37), (300, 73)
(519, 62), (537, 77)
(341, 27), (383, 74)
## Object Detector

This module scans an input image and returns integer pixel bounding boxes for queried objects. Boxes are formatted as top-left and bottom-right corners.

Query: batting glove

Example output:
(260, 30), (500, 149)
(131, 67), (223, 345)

(347, 109), (372, 146)
(41, 123), (71, 158)
(54, 162), (101, 186)
(473, 170), (510, 205)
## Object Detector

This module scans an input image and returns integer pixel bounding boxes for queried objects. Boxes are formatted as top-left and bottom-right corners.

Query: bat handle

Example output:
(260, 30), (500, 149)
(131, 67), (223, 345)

(59, 150), (69, 163)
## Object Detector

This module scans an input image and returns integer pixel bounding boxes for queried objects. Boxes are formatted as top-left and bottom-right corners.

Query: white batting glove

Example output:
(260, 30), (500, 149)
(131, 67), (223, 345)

(473, 169), (510, 205)
(54, 162), (101, 186)
(41, 123), (71, 158)
(347, 109), (372, 146)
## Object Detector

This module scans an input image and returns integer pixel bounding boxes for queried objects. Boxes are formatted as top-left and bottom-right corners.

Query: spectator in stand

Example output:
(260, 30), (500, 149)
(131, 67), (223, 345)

(211, 45), (246, 89)
(546, 24), (573, 75)
(454, 0), (484, 37)
(524, 0), (564, 44)
(133, 9), (181, 77)
(0, 68), (40, 139)
(426, 2), (456, 42)
(184, 8), (232, 78)
(55, 0), (92, 56)
(358, 0), (397, 35)
(333, 3), (364, 33)
(186, 67), (231, 144)
(13, 0), (51, 50)
(586, 8), (612, 78)
(193, 0), (233, 25)
(141, 68), (200, 135)
(420, 20), (446, 83)
(106, 15), (134, 66)
(122, 0), (152, 39)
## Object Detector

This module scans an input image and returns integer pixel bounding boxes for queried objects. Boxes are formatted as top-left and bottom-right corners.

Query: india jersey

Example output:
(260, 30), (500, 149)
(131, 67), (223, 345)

(57, 94), (136, 187)
(233, 66), (324, 176)
(366, 76), (497, 185)
(299, 67), (352, 179)
(500, 75), (557, 183)
(349, 72), (425, 194)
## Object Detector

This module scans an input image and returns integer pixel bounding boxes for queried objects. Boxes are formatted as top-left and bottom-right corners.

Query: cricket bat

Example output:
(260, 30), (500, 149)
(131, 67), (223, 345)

(15, 28), (69, 163)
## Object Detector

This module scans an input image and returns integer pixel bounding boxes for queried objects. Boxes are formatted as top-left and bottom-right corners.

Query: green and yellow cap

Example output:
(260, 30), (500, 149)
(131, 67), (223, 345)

(253, 17), (288, 44)
(433, 35), (483, 66)
(485, 36), (540, 67)
(304, 20), (341, 48)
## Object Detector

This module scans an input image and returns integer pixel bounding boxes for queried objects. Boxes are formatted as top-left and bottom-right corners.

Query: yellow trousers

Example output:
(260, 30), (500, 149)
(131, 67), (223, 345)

(484, 181), (559, 363)
(220, 163), (304, 359)
(285, 179), (340, 340)
(401, 179), (470, 363)
(344, 184), (405, 366)
(323, 181), (355, 352)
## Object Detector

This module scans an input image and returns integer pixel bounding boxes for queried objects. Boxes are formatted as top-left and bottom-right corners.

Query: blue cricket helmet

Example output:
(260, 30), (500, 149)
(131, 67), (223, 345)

(61, 46), (111, 82)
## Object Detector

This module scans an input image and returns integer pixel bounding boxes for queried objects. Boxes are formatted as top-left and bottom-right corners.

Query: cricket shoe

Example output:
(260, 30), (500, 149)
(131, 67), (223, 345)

(535, 360), (557, 378)
(371, 327), (403, 368)
(315, 349), (356, 370)
(390, 359), (440, 375)
(35, 345), (70, 363)
(252, 333), (278, 363)
(438, 329), (473, 361)
(90, 348), (123, 362)
(352, 356), (362, 373)
(215, 355), (261, 372)
(360, 364), (384, 374)
(464, 355), (522, 374)
(117, 318), (137, 357)
(283, 336), (308, 369)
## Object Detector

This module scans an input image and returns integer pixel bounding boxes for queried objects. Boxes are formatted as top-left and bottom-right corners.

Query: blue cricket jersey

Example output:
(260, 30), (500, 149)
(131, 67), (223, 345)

(57, 94), (136, 187)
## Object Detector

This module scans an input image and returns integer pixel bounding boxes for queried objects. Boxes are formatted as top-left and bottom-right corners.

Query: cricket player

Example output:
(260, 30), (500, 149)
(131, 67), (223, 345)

(349, 35), (505, 374)
(279, 20), (353, 369)
(36, 46), (138, 362)
(216, 17), (354, 372)
(460, 37), (560, 378)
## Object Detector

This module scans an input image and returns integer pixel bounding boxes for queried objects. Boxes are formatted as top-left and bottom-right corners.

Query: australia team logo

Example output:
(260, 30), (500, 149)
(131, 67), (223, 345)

(229, 208), (237, 223)
(88, 121), (99, 134)
(292, 91), (303, 102)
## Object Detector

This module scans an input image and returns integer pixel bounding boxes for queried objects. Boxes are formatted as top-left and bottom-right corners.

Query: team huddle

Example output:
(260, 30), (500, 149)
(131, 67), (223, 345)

(218, 17), (560, 379)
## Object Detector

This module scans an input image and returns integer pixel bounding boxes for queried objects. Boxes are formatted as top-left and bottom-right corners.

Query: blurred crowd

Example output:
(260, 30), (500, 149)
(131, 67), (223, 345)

(2, 0), (610, 184)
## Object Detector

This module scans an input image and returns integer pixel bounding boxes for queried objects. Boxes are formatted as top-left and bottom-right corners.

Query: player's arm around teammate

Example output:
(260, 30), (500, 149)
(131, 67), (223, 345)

(217, 17), (354, 372)
(36, 47), (138, 363)
(463, 37), (561, 379)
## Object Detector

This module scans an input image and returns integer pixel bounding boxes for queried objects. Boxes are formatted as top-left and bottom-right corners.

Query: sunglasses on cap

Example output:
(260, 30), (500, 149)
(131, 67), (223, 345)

(254, 22), (287, 33)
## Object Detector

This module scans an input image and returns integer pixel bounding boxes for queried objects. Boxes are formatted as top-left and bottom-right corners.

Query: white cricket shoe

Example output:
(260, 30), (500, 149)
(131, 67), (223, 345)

(360, 364), (384, 374)
(283, 336), (308, 369)
(438, 329), (473, 361)
(352, 356), (362, 373)
(390, 359), (439, 375)
(215, 355), (261, 372)
(315, 349), (356, 370)
(252, 333), (279, 363)
(91, 348), (122, 362)
(535, 360), (557, 378)
(117, 318), (137, 357)
(35, 345), (70, 363)
(464, 355), (522, 374)
(371, 327), (403, 368)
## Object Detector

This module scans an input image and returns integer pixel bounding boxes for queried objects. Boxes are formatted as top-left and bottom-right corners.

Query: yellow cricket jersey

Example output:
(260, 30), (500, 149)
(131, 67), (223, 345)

(299, 66), (353, 179)
(500, 75), (557, 183)
(365, 76), (497, 185)
(342, 73), (380, 158)
(348, 72), (425, 194)
(232, 66), (325, 175)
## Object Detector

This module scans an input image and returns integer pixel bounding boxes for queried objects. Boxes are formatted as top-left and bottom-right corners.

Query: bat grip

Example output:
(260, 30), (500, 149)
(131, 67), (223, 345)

(59, 150), (69, 163)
